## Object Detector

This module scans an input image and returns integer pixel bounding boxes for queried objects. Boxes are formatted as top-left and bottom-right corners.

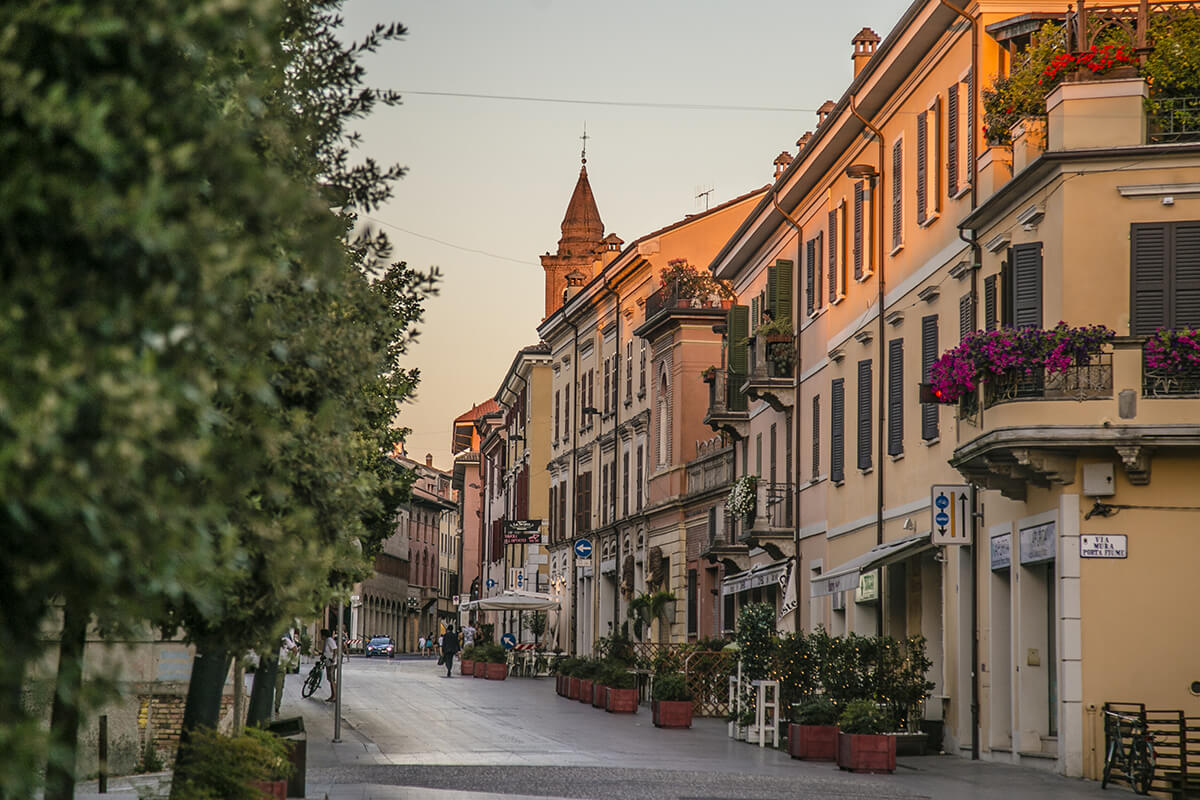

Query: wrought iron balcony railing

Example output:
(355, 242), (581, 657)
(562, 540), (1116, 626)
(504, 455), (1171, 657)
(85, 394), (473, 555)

(1147, 96), (1200, 144)
(983, 352), (1113, 408)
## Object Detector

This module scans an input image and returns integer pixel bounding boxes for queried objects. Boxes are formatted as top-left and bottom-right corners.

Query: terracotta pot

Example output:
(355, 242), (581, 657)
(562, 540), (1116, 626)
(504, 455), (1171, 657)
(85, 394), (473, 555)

(606, 687), (638, 714)
(837, 732), (896, 774)
(652, 700), (693, 728)
(485, 661), (507, 680)
(592, 685), (608, 709)
(578, 679), (593, 704)
(788, 723), (838, 761)
(473, 660), (485, 678)
(249, 779), (286, 800)
(460, 659), (474, 676)
(567, 677), (580, 699)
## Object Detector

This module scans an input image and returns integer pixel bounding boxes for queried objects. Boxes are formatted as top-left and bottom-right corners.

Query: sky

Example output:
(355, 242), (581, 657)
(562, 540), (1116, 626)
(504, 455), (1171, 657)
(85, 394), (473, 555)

(339, 0), (910, 470)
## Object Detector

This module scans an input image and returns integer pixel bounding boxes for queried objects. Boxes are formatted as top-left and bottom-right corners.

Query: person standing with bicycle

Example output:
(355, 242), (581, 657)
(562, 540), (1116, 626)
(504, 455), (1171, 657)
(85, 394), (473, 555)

(321, 628), (339, 703)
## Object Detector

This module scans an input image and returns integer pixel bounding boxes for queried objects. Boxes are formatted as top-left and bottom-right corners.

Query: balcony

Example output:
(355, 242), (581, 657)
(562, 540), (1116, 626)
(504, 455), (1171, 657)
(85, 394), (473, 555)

(1147, 96), (1200, 144)
(703, 370), (749, 440)
(636, 285), (730, 340)
(700, 511), (748, 572)
(951, 339), (1200, 500)
(742, 335), (795, 412)
(740, 481), (794, 559)
(685, 447), (734, 498)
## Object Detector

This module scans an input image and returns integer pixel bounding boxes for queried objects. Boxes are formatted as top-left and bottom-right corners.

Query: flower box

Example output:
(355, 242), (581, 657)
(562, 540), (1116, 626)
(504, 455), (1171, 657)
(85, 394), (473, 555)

(557, 674), (566, 696)
(837, 732), (896, 774)
(472, 660), (485, 678)
(652, 700), (692, 728)
(606, 687), (638, 713)
(485, 662), (507, 680)
(788, 723), (838, 761)
(249, 779), (286, 800)
(460, 659), (474, 676)
(567, 677), (581, 699)
(578, 679), (593, 703)
(592, 685), (608, 709)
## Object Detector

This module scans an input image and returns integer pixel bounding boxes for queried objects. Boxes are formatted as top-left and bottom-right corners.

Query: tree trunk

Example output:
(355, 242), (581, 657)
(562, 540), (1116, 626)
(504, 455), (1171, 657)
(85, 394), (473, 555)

(44, 600), (88, 800)
(170, 644), (231, 799)
(246, 655), (277, 727)
(232, 659), (245, 732)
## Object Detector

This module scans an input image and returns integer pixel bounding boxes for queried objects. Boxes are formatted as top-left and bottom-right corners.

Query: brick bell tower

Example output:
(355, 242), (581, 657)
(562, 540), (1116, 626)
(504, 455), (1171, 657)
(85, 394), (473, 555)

(541, 132), (605, 318)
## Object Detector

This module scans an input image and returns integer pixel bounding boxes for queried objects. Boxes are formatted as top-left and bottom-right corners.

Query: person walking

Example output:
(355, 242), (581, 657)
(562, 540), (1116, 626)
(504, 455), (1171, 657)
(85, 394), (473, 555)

(461, 623), (475, 649)
(274, 628), (300, 715)
(441, 625), (459, 677)
(321, 628), (339, 703)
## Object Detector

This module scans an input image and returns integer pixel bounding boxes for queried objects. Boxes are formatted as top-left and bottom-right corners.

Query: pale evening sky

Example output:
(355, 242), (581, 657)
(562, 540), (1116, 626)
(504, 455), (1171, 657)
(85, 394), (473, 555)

(339, 0), (909, 470)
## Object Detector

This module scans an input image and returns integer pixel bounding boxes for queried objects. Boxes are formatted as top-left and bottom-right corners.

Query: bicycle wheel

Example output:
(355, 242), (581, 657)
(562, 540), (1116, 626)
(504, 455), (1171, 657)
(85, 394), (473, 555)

(301, 665), (322, 698)
(1129, 737), (1155, 795)
(1101, 728), (1118, 789)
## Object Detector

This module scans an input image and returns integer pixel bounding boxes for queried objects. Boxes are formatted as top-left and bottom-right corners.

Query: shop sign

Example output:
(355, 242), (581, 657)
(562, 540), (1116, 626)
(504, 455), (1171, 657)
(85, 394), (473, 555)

(991, 533), (1012, 571)
(1019, 521), (1056, 565)
(855, 570), (879, 603)
(1081, 534), (1127, 559)
(504, 519), (543, 544)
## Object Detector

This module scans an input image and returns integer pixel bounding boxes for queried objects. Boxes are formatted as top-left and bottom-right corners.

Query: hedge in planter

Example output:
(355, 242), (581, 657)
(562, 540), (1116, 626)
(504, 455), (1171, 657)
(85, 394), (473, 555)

(788, 696), (839, 762)
(478, 643), (508, 680)
(605, 668), (638, 713)
(460, 645), (476, 676)
(836, 700), (896, 774)
(174, 725), (292, 800)
(651, 672), (693, 728)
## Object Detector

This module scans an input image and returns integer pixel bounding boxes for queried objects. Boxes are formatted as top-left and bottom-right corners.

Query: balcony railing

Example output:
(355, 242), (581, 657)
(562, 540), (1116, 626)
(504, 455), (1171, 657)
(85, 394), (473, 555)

(685, 449), (734, 497)
(1143, 346), (1200, 397)
(644, 286), (728, 324)
(707, 370), (748, 414)
(752, 481), (793, 531)
(1147, 96), (1200, 144)
(747, 335), (795, 380)
(983, 352), (1113, 408)
(708, 513), (738, 550)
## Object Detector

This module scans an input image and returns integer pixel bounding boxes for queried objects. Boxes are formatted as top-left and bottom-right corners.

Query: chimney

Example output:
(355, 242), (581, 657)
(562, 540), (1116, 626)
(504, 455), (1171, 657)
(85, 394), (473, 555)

(796, 132), (813, 152)
(425, 453), (433, 467)
(852, 28), (881, 78)
(773, 151), (793, 179)
(817, 100), (836, 127)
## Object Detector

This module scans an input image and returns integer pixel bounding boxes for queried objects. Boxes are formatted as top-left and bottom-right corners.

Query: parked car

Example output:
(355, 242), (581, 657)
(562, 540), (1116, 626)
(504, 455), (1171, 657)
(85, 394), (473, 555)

(364, 636), (395, 658)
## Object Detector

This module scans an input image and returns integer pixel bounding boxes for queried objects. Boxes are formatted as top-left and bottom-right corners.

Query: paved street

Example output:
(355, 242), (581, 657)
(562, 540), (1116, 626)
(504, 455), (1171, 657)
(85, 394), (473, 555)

(279, 656), (1123, 800)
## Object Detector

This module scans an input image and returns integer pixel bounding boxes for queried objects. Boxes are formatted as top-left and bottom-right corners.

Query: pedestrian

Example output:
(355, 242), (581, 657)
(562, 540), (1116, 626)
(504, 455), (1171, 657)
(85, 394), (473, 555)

(427, 631), (436, 658)
(321, 628), (338, 703)
(462, 623), (475, 649)
(441, 625), (459, 677)
(418, 634), (426, 656)
(275, 628), (299, 715)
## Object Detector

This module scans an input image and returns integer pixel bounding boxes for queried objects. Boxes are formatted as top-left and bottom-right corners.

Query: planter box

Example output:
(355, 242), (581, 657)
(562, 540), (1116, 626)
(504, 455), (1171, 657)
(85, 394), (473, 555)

(652, 700), (693, 728)
(472, 660), (485, 678)
(578, 679), (593, 704)
(249, 779), (286, 800)
(567, 677), (580, 699)
(788, 723), (838, 761)
(837, 732), (896, 774)
(606, 687), (638, 714)
(556, 675), (566, 696)
(592, 685), (608, 709)
(892, 731), (929, 757)
(461, 659), (474, 676)
(485, 662), (507, 680)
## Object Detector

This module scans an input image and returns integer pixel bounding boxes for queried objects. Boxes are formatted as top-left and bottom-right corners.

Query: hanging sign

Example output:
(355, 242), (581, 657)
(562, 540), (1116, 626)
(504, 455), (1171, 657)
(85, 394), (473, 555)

(504, 519), (543, 544)
(931, 484), (971, 545)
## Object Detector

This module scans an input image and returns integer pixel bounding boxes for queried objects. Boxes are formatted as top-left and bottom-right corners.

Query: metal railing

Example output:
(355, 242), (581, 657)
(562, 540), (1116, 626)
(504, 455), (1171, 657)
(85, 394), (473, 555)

(748, 335), (795, 380)
(644, 285), (727, 323)
(1143, 344), (1200, 396)
(1148, 95), (1200, 143)
(753, 481), (794, 530)
(983, 352), (1113, 408)
(706, 512), (737, 550)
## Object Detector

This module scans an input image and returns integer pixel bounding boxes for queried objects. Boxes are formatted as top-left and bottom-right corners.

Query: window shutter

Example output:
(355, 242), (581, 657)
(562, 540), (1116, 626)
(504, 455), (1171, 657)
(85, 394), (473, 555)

(947, 83), (959, 198)
(888, 338), (903, 457)
(751, 295), (761, 329)
(812, 394), (820, 479)
(892, 140), (903, 249)
(828, 209), (838, 304)
(775, 259), (793, 325)
(984, 274), (998, 331)
(1130, 222), (1170, 334)
(831, 378), (845, 483)
(857, 359), (872, 471)
(853, 182), (864, 280)
(765, 264), (777, 320)
(1175, 221), (1200, 327)
(1000, 256), (1013, 327)
(921, 315), (938, 440)
(728, 304), (749, 379)
(966, 69), (975, 174)
(805, 239), (816, 316)
(603, 358), (610, 413)
(959, 292), (975, 340)
(816, 232), (824, 308)
(916, 112), (928, 225)
(1011, 242), (1043, 329)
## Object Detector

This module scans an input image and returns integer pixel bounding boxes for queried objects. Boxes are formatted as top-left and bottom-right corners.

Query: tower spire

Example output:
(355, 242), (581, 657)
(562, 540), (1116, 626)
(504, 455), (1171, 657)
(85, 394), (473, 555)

(581, 123), (589, 165)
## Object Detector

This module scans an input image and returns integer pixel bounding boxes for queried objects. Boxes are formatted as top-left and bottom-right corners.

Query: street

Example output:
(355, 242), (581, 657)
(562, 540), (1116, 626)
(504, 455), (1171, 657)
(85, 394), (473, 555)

(283, 656), (1122, 800)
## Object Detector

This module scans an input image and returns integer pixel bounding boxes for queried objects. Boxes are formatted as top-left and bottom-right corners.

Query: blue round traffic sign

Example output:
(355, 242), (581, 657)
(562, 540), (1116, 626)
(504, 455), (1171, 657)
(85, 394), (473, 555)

(500, 633), (517, 650)
(486, 578), (496, 589)
(574, 538), (593, 558)
(935, 511), (950, 526)
(935, 495), (950, 509)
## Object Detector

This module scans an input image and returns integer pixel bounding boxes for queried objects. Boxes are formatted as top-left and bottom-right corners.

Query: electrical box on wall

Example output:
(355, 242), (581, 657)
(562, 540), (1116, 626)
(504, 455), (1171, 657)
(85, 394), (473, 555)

(1083, 463), (1115, 496)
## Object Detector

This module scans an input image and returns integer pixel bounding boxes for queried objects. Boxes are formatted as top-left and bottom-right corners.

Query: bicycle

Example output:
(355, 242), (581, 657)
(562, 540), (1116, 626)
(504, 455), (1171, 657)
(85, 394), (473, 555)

(301, 655), (331, 699)
(1101, 709), (1156, 795)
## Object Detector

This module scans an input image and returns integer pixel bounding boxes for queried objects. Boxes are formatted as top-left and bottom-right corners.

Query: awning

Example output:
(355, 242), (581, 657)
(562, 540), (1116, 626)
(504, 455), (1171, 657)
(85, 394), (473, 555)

(458, 590), (561, 612)
(811, 532), (932, 598)
(721, 559), (790, 597)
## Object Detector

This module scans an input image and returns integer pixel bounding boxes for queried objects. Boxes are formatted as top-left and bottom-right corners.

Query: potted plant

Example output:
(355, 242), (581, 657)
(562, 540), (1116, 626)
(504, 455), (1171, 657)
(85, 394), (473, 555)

(460, 644), (476, 676)
(701, 365), (718, 382)
(175, 725), (293, 800)
(592, 662), (614, 710)
(481, 642), (508, 680)
(788, 696), (840, 761)
(473, 655), (487, 678)
(577, 658), (596, 704)
(727, 474), (758, 527)
(605, 668), (638, 713)
(651, 672), (693, 728)
(836, 699), (896, 774)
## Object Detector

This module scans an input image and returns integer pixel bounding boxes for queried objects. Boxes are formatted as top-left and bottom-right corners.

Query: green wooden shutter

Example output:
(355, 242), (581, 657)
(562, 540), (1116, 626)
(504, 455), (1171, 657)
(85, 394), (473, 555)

(887, 338), (903, 457)
(775, 259), (793, 326)
(1131, 224), (1168, 335)
(984, 274), (997, 331)
(728, 302), (749, 379)
(765, 264), (777, 320)
(857, 359), (873, 471)
(831, 378), (845, 483)
(811, 395), (820, 479)
(805, 239), (816, 316)
(892, 140), (903, 249)
(921, 315), (938, 441)
(1175, 221), (1200, 327)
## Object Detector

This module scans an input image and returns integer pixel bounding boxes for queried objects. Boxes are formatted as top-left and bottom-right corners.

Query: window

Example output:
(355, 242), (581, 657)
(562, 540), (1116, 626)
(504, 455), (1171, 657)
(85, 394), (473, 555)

(687, 569), (698, 636)
(623, 450), (630, 517)
(636, 445), (644, 510)
(854, 181), (872, 280)
(755, 432), (762, 476)
(948, 77), (971, 198)
(828, 206), (845, 304)
(811, 395), (820, 479)
(857, 359), (873, 471)
(921, 315), (939, 441)
(887, 338), (903, 457)
(959, 292), (976, 340)
(728, 304), (749, 384)
(891, 139), (903, 251)
(916, 96), (941, 225)
(766, 259), (794, 325)
(831, 378), (845, 483)
(559, 481), (568, 540)
(600, 463), (609, 526)
(554, 390), (560, 441)
(1004, 242), (1043, 329)
(769, 422), (778, 485)
(1131, 221), (1200, 333)
(626, 340), (633, 401)
(575, 472), (592, 534)
(805, 233), (825, 315)
(984, 274), (998, 331)
(603, 357), (611, 414)
(639, 341), (646, 395)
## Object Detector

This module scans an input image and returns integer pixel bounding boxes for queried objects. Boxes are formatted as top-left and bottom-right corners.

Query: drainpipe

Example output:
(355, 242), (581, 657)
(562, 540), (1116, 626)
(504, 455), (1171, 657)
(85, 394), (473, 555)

(768, 189), (805, 635)
(601, 277), (622, 641)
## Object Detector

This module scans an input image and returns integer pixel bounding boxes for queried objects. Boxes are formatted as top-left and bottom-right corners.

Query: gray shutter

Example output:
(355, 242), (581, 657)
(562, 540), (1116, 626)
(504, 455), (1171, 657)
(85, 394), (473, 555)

(812, 394), (820, 479)
(751, 295), (761, 330)
(857, 359), (872, 471)
(1131, 223), (1168, 335)
(775, 259), (794, 326)
(892, 140), (903, 249)
(966, 70), (975, 175)
(816, 232), (824, 307)
(916, 111), (928, 225)
(888, 339), (903, 457)
(854, 182), (864, 280)
(1000, 255), (1013, 326)
(984, 274), (997, 331)
(805, 239), (816, 316)
(959, 292), (975, 340)
(828, 209), (838, 304)
(947, 83), (959, 198)
(765, 265), (777, 319)
(1175, 221), (1200, 327)
(831, 379), (845, 483)
(1011, 242), (1043, 329)
(921, 315), (938, 441)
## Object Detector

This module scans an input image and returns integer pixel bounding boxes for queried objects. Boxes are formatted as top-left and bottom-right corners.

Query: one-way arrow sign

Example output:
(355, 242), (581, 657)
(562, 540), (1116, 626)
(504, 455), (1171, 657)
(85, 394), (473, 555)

(931, 484), (971, 546)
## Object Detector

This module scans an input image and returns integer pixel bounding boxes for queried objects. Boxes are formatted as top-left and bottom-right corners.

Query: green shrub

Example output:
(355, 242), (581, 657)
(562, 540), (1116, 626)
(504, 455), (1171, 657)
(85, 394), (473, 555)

(735, 602), (777, 681)
(792, 696), (839, 726)
(605, 667), (636, 690)
(837, 699), (892, 736)
(460, 645), (476, 661)
(651, 672), (692, 702)
(479, 643), (507, 664)
(173, 726), (291, 800)
(555, 656), (580, 677)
